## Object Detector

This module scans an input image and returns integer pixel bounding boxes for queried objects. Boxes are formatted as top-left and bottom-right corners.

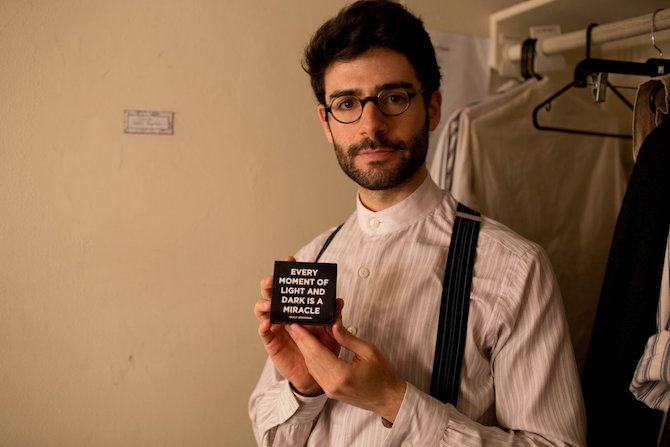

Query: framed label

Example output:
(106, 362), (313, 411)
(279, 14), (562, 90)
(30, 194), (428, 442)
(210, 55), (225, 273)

(124, 110), (173, 135)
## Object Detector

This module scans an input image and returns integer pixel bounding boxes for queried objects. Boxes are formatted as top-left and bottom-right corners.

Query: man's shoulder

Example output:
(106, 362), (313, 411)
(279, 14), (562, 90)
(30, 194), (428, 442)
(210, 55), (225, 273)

(439, 193), (542, 260)
(477, 214), (542, 260)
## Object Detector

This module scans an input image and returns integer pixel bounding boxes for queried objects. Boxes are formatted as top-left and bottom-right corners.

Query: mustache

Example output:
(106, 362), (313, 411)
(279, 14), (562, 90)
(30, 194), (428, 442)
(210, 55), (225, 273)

(347, 136), (407, 156)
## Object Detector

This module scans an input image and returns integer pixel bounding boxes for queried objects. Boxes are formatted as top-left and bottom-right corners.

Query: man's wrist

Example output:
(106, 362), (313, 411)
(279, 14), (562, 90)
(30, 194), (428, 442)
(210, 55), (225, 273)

(379, 380), (407, 423)
(289, 381), (325, 397)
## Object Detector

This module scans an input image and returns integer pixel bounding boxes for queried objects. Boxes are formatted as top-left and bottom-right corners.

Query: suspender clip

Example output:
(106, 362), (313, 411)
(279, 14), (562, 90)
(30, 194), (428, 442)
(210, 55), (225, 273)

(455, 211), (482, 222)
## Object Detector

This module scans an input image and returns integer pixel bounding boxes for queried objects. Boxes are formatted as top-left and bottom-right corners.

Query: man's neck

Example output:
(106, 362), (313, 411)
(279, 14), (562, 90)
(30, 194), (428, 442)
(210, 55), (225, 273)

(358, 167), (428, 212)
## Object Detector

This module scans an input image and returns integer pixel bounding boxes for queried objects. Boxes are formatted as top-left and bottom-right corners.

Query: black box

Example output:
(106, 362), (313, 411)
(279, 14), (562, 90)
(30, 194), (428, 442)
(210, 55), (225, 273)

(270, 260), (337, 325)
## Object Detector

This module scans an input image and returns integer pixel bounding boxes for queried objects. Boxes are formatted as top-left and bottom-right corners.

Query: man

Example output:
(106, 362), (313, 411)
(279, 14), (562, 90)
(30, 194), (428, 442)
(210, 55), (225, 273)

(249, 1), (586, 445)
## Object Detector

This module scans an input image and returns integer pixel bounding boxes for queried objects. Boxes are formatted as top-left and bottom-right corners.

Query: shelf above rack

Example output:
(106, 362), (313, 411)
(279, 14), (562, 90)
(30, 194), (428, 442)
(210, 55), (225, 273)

(490, 0), (670, 75)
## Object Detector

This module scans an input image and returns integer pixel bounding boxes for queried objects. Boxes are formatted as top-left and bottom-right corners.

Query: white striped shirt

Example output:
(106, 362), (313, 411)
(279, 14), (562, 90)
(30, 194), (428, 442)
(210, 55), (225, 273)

(630, 236), (670, 412)
(249, 177), (586, 447)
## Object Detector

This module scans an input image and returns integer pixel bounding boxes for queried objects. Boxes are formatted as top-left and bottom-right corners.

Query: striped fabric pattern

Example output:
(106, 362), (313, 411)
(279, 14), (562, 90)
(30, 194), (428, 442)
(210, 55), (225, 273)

(630, 239), (670, 412)
(249, 177), (586, 447)
(430, 109), (461, 191)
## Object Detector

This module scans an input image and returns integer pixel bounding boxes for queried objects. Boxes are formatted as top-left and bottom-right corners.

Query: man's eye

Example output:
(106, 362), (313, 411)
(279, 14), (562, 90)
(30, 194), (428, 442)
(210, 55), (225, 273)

(383, 93), (407, 105)
(334, 98), (357, 110)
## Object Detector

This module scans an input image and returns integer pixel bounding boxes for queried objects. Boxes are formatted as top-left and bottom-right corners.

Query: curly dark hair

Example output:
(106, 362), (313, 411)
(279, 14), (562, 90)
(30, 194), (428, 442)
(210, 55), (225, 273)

(302, 0), (441, 105)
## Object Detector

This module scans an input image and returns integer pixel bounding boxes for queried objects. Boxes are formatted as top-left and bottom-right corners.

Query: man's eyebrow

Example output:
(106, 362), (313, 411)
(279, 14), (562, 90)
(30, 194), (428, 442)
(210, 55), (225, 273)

(327, 81), (418, 102)
(328, 88), (361, 101)
(377, 81), (415, 91)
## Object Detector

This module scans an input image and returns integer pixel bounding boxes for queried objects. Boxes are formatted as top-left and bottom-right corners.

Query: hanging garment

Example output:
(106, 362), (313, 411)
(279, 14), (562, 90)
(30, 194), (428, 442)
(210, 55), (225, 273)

(430, 79), (535, 194)
(581, 116), (670, 446)
(430, 107), (463, 191)
(632, 75), (670, 160)
(448, 77), (629, 372)
(630, 237), (670, 412)
(449, 79), (538, 209)
(427, 30), (490, 164)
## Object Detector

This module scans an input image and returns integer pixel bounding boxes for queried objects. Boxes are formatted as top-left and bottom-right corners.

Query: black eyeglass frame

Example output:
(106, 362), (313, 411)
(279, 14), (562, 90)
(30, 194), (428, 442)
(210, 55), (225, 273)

(324, 88), (424, 124)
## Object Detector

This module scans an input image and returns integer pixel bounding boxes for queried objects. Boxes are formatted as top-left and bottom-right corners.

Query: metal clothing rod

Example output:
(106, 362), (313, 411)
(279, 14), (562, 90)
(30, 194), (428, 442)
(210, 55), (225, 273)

(506, 9), (670, 62)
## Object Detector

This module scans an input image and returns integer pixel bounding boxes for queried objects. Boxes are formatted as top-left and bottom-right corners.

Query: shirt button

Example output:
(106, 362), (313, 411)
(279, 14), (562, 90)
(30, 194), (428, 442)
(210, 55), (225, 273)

(369, 218), (380, 229)
(358, 267), (370, 278)
(347, 326), (358, 336)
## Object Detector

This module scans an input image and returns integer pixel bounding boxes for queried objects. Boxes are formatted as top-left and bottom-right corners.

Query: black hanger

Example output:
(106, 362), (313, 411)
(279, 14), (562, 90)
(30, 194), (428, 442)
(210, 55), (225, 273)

(573, 58), (670, 87)
(531, 23), (668, 139)
(520, 38), (542, 80)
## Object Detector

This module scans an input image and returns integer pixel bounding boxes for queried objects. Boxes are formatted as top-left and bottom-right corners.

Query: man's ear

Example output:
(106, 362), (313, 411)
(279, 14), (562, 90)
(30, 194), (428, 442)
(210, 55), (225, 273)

(427, 90), (442, 132)
(317, 105), (334, 144)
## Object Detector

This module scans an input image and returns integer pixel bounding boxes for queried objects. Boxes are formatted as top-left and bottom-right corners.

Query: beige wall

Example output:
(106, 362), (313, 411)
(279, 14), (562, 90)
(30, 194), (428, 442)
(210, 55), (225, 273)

(0, 1), (493, 445)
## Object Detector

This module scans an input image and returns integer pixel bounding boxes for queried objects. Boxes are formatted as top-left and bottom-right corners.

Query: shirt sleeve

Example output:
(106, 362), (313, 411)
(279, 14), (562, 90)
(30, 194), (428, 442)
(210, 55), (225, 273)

(384, 245), (587, 447)
(248, 358), (328, 447)
(248, 232), (335, 446)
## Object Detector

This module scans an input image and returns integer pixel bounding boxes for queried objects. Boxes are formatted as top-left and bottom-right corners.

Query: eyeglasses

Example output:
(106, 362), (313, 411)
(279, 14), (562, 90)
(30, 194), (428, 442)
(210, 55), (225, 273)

(325, 88), (423, 124)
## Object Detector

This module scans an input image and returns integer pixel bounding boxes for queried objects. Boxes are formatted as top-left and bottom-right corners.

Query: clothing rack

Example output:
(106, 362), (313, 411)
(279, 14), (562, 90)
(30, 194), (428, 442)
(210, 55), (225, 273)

(505, 9), (670, 64)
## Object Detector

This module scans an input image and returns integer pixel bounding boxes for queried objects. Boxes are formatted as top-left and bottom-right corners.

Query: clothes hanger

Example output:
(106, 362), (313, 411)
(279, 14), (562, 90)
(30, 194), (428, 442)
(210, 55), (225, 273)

(532, 17), (670, 139)
(649, 9), (667, 114)
(574, 9), (668, 90)
(520, 38), (542, 81)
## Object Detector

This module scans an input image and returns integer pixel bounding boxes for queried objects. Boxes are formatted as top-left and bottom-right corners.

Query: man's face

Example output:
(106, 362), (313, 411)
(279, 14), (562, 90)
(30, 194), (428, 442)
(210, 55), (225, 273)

(317, 47), (441, 191)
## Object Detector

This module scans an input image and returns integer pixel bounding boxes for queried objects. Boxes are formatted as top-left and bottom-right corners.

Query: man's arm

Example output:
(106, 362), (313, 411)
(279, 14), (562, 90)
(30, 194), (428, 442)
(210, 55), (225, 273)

(387, 246), (586, 446)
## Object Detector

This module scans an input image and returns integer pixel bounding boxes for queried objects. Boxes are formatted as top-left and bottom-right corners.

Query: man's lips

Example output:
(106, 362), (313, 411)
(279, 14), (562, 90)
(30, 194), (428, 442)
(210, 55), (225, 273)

(348, 137), (406, 155)
(355, 148), (398, 162)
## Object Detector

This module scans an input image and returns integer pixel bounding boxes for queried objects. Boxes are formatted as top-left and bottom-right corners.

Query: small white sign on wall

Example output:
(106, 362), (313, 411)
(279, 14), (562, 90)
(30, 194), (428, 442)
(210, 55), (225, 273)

(124, 110), (174, 135)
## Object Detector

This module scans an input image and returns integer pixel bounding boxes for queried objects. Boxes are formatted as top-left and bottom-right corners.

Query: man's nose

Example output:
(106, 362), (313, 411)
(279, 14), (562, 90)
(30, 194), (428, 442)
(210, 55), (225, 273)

(358, 100), (388, 137)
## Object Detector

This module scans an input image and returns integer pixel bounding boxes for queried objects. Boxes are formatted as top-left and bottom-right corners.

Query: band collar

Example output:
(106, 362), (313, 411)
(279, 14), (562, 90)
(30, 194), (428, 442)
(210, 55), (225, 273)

(356, 176), (443, 236)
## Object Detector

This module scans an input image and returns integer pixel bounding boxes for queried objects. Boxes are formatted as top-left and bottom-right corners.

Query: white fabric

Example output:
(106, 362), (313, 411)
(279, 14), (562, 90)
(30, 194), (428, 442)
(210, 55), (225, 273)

(448, 78), (629, 371)
(429, 79), (530, 192)
(630, 234), (670, 412)
(427, 30), (490, 165)
(249, 177), (586, 447)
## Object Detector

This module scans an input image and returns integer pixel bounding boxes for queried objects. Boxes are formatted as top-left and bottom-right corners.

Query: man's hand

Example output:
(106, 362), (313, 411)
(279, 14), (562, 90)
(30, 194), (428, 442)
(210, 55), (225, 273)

(285, 317), (407, 423)
(254, 256), (343, 396)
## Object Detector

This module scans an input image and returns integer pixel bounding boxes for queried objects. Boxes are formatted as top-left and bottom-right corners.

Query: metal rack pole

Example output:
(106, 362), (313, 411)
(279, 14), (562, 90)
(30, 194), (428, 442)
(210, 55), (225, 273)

(506, 9), (670, 62)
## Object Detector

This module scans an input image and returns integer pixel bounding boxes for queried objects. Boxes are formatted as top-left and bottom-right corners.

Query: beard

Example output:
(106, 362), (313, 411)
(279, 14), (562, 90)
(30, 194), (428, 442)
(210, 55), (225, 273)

(332, 121), (429, 191)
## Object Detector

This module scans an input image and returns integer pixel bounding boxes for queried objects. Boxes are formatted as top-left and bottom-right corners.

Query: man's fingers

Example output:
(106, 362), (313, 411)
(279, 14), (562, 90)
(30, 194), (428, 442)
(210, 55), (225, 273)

(260, 275), (273, 300)
(254, 298), (271, 320)
(287, 324), (340, 365)
(333, 322), (375, 360)
(335, 298), (345, 321)
(258, 318), (274, 344)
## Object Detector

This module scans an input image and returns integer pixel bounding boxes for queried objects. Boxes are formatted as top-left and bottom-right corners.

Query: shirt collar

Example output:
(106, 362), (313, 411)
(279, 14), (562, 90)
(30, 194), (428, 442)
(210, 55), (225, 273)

(356, 176), (443, 236)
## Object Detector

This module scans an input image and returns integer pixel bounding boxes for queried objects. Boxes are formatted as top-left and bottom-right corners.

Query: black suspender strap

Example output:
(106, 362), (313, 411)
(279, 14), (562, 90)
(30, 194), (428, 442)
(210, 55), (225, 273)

(315, 223), (344, 262)
(430, 202), (481, 406)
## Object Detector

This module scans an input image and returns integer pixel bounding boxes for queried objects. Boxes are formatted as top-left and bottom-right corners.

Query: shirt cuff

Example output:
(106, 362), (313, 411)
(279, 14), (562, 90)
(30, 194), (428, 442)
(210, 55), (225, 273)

(384, 382), (450, 447)
(280, 380), (328, 424)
